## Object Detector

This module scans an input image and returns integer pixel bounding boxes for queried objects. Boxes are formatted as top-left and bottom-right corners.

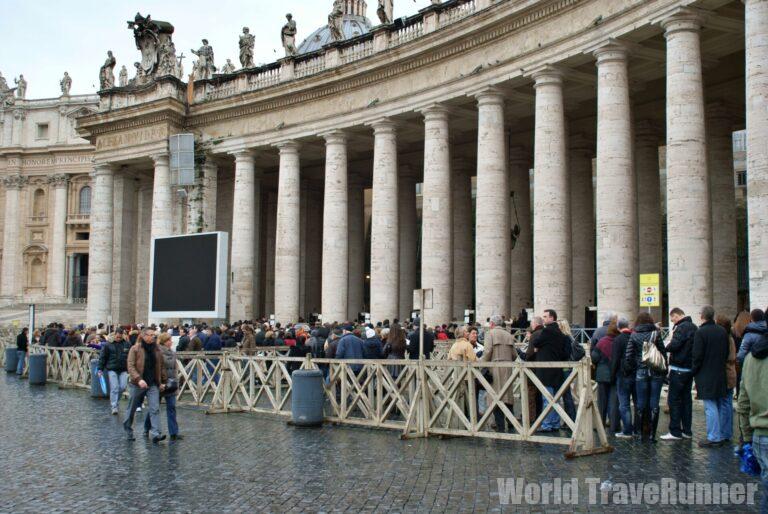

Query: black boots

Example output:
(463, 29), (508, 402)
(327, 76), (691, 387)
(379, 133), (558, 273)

(634, 407), (645, 440)
(650, 408), (660, 443)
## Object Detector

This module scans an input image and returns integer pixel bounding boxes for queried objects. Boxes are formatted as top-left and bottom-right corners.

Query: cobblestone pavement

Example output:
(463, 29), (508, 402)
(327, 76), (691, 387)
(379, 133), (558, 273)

(0, 374), (761, 513)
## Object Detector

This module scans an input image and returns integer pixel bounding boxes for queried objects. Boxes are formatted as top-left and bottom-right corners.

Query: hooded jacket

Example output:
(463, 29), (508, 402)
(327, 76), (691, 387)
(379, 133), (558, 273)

(737, 336), (768, 439)
(737, 321), (767, 364)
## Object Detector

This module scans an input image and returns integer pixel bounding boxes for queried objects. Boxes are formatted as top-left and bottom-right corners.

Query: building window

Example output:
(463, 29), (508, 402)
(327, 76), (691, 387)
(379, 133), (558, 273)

(79, 186), (91, 214)
(75, 232), (89, 241)
(737, 170), (747, 187)
(32, 188), (46, 218)
(36, 123), (49, 139)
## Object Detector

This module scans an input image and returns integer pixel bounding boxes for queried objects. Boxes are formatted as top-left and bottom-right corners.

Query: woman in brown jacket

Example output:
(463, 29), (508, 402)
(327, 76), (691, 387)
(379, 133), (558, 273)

(241, 324), (256, 356)
(481, 315), (518, 433)
(716, 315), (737, 443)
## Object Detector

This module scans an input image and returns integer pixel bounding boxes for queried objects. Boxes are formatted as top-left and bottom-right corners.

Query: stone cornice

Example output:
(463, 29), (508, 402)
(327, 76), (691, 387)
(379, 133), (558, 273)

(186, 0), (582, 128)
(76, 97), (186, 139)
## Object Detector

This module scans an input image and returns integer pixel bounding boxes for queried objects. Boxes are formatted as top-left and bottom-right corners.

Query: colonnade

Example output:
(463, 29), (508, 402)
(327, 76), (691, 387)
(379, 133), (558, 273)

(83, 4), (768, 327)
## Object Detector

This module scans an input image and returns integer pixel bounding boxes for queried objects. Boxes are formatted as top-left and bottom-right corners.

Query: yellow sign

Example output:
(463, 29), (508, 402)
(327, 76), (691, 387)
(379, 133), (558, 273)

(639, 273), (660, 307)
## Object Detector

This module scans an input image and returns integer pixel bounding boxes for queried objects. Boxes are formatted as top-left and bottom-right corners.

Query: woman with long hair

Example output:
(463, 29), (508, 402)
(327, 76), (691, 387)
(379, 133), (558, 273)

(716, 315), (737, 444)
(624, 312), (665, 442)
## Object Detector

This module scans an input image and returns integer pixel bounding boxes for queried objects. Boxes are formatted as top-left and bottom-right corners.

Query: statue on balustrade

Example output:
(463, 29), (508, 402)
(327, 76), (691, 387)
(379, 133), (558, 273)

(377, 0), (394, 24)
(99, 51), (116, 89)
(328, 0), (345, 41)
(60, 72), (72, 95)
(281, 14), (297, 57)
(191, 39), (216, 80)
(0, 71), (14, 106)
(239, 27), (255, 68)
(14, 75), (27, 99)
(118, 66), (128, 87)
(126, 12), (177, 85)
(221, 59), (236, 74)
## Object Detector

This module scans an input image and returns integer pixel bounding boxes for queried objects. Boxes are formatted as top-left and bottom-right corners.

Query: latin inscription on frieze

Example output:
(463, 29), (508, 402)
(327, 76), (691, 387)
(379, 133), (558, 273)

(96, 126), (167, 151)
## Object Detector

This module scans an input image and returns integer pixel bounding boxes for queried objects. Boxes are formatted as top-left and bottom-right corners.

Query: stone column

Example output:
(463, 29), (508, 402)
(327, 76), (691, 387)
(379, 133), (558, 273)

(274, 142), (301, 323)
(0, 174), (27, 298)
(569, 136), (595, 326)
(452, 158), (473, 320)
(398, 167), (418, 321)
(707, 103), (737, 318)
(151, 154), (173, 239)
(47, 174), (69, 299)
(264, 192), (277, 316)
(662, 10), (712, 316)
(475, 88), (510, 321)
(594, 43), (637, 321)
(635, 120), (663, 321)
(421, 105), (453, 325)
(202, 160), (218, 232)
(187, 183), (203, 233)
(347, 176), (365, 321)
(230, 150), (258, 321)
(370, 119), (400, 323)
(111, 173), (137, 323)
(134, 180), (152, 323)
(86, 164), (114, 326)
(321, 131), (349, 323)
(509, 147), (533, 316)
(532, 67), (571, 317)
(746, 0), (768, 309)
(305, 187), (323, 316)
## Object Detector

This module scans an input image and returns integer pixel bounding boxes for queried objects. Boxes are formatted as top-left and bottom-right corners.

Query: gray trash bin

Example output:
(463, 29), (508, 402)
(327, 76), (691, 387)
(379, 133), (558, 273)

(90, 359), (108, 398)
(291, 369), (324, 427)
(28, 354), (47, 385)
(5, 348), (19, 373)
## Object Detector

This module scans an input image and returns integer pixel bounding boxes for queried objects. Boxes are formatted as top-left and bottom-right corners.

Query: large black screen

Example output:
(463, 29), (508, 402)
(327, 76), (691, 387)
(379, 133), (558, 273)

(151, 233), (219, 312)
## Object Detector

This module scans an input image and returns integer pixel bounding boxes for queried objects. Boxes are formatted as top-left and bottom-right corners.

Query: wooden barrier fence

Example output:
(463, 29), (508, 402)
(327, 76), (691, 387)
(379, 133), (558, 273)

(2, 340), (612, 458)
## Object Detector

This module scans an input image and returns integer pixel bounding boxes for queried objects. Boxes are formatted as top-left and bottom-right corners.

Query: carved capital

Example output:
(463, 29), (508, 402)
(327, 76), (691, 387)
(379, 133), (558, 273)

(47, 174), (69, 188)
(2, 174), (29, 190)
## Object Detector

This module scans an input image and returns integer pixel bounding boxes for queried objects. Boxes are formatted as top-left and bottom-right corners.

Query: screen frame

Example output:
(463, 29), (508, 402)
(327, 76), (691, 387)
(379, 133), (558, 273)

(148, 231), (229, 319)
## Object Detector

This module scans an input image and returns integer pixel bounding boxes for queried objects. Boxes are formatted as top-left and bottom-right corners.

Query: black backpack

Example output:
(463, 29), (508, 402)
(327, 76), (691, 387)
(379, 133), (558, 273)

(310, 336), (325, 359)
(570, 337), (586, 361)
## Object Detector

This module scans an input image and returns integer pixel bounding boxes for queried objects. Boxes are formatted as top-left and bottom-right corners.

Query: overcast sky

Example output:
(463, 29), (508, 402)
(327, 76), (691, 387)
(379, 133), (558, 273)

(0, 0), (434, 99)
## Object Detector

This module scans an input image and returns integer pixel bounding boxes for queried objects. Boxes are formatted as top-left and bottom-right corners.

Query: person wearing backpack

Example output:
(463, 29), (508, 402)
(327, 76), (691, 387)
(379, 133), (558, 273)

(592, 321), (619, 430)
(692, 305), (730, 448)
(624, 312), (665, 442)
(610, 318), (635, 438)
(660, 307), (697, 441)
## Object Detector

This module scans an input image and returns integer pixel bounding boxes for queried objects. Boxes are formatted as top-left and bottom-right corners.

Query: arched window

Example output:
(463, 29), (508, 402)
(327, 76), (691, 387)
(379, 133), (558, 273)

(32, 188), (46, 218)
(79, 186), (91, 214)
(30, 257), (44, 287)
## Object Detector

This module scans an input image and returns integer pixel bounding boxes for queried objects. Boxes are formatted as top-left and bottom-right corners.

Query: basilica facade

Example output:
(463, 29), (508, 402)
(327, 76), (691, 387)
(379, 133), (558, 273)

(2, 0), (765, 328)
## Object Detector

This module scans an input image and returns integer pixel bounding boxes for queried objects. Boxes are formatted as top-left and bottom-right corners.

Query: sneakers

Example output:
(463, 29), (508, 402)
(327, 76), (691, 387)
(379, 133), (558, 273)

(681, 432), (693, 439)
(698, 439), (724, 448)
(111, 408), (119, 416)
(125, 429), (135, 441)
(136, 406), (142, 412)
(615, 432), (633, 439)
(152, 434), (167, 444)
(660, 433), (682, 441)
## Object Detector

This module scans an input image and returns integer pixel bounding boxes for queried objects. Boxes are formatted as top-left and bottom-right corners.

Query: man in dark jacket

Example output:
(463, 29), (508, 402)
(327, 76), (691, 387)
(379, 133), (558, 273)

(336, 325), (365, 373)
(610, 319), (635, 437)
(533, 309), (570, 432)
(41, 323), (61, 347)
(124, 328), (168, 443)
(407, 318), (434, 360)
(661, 308), (697, 441)
(692, 305), (730, 447)
(176, 327), (190, 352)
(98, 328), (132, 415)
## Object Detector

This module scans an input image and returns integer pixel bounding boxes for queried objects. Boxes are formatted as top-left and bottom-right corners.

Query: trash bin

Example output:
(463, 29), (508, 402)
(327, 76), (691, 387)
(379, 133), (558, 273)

(291, 369), (324, 427)
(4, 348), (18, 373)
(90, 359), (108, 398)
(28, 354), (47, 385)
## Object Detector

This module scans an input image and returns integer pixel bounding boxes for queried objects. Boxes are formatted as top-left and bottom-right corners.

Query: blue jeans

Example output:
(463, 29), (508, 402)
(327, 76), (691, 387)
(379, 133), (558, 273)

(635, 373), (663, 411)
(718, 389), (734, 441)
(16, 351), (26, 375)
(617, 374), (636, 435)
(703, 399), (723, 443)
(108, 371), (128, 411)
(751, 435), (768, 513)
(145, 394), (178, 436)
(541, 386), (561, 430)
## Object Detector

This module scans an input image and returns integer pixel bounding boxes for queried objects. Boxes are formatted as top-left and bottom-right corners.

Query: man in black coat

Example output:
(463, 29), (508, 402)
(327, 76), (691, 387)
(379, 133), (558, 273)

(692, 305), (730, 447)
(533, 309), (570, 432)
(661, 308), (697, 441)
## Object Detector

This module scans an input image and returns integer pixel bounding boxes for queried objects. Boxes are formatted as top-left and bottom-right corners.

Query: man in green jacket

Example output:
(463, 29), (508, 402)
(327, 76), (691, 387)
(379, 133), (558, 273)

(737, 334), (768, 511)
